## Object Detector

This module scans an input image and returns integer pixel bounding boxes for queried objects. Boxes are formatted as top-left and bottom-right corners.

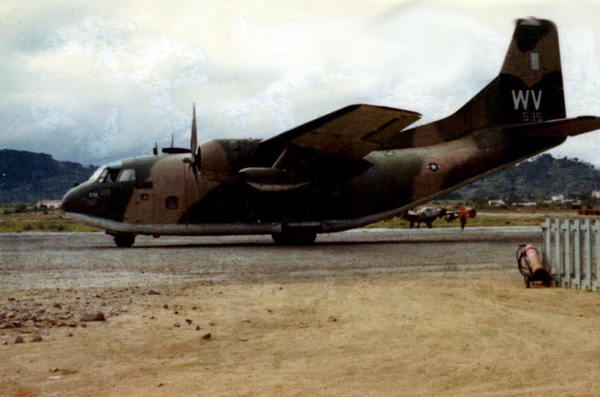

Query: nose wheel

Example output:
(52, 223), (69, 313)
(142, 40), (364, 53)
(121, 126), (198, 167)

(271, 228), (317, 246)
(113, 233), (136, 248)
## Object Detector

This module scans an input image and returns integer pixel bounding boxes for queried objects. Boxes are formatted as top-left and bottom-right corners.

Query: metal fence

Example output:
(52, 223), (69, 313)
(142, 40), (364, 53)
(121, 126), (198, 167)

(542, 218), (600, 291)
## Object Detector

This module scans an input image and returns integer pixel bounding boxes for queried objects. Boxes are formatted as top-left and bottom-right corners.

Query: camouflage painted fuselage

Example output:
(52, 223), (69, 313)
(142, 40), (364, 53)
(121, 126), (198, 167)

(62, 130), (564, 236)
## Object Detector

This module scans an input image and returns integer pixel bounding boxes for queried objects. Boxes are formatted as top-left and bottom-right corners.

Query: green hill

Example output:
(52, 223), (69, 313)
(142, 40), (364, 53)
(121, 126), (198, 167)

(0, 149), (95, 203)
(446, 154), (600, 203)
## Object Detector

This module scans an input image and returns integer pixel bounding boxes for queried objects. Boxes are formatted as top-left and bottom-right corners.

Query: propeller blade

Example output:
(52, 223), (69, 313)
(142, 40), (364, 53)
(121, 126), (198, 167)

(191, 103), (198, 158)
(189, 103), (200, 183)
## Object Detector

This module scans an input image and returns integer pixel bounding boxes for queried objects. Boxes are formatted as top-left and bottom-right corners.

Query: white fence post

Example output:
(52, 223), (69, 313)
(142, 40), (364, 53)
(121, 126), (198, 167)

(554, 218), (562, 285)
(542, 219), (552, 275)
(583, 219), (592, 291)
(594, 220), (600, 291)
(573, 219), (581, 289)
(562, 219), (572, 288)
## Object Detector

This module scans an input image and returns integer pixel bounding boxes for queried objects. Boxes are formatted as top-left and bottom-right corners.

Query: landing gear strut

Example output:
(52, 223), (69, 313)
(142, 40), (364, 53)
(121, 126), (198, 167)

(113, 233), (136, 248)
(271, 228), (317, 246)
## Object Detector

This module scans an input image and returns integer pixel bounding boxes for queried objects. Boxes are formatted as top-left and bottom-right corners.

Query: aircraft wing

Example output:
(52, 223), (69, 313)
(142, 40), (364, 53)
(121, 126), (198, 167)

(240, 105), (421, 191)
(260, 104), (422, 160)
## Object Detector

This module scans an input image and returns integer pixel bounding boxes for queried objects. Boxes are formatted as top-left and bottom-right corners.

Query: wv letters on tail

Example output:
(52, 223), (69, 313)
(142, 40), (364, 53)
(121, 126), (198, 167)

(512, 89), (543, 121)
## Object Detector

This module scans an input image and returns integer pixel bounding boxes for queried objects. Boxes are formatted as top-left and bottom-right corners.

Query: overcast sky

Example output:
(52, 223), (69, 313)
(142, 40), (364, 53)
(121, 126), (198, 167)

(3, 0), (600, 167)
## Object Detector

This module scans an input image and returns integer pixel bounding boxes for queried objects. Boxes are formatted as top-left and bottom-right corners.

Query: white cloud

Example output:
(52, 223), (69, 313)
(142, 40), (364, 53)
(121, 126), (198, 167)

(30, 105), (60, 131)
(79, 107), (120, 163)
(2, 0), (600, 168)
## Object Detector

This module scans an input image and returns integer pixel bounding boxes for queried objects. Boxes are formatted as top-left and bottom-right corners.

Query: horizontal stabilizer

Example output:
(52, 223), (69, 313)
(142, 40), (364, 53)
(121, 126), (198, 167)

(505, 116), (600, 137)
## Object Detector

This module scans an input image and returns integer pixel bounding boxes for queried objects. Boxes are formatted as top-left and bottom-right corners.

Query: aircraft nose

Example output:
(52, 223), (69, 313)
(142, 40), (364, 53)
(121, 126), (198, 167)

(61, 187), (80, 213)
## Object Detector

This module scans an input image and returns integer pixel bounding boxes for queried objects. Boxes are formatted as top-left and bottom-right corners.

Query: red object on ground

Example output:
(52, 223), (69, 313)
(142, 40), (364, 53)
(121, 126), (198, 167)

(523, 244), (544, 274)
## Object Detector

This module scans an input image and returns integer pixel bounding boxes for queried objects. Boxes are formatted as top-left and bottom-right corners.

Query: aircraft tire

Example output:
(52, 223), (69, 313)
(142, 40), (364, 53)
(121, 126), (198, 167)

(114, 233), (135, 248)
(271, 228), (317, 246)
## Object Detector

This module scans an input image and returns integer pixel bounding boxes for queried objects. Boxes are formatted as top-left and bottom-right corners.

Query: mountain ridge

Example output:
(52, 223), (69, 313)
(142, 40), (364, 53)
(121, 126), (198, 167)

(0, 149), (95, 203)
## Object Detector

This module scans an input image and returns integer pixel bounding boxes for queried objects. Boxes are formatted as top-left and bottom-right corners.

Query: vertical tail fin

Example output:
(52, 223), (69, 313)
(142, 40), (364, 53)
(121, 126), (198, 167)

(437, 19), (566, 133)
(498, 18), (565, 124)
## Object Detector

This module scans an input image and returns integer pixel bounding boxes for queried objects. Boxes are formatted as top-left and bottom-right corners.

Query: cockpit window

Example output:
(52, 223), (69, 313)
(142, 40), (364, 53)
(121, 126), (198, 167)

(98, 168), (109, 182)
(104, 168), (121, 183)
(88, 162), (130, 183)
(89, 167), (106, 182)
(93, 168), (121, 183)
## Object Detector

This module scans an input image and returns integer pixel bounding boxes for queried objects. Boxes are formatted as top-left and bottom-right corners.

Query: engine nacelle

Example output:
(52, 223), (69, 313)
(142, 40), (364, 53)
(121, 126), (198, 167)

(200, 139), (261, 182)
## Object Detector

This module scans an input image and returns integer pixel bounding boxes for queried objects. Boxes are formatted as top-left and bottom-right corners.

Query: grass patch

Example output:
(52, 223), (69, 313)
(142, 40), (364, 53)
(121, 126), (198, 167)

(367, 208), (580, 229)
(0, 205), (100, 233)
(367, 216), (523, 229)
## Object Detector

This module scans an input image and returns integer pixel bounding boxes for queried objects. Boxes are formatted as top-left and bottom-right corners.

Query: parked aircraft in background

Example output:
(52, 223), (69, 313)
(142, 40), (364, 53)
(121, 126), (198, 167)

(62, 18), (600, 247)
(402, 207), (476, 229)
(403, 207), (447, 229)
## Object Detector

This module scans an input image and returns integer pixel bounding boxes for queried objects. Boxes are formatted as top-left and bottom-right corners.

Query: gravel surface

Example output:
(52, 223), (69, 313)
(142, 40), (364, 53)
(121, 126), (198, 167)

(0, 227), (541, 290)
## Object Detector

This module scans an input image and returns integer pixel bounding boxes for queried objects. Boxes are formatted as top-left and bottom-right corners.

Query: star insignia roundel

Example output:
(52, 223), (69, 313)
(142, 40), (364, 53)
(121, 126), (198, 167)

(428, 163), (441, 172)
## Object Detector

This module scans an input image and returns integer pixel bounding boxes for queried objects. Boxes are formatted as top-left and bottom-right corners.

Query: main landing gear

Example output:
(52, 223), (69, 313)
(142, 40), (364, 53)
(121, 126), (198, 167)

(271, 228), (317, 246)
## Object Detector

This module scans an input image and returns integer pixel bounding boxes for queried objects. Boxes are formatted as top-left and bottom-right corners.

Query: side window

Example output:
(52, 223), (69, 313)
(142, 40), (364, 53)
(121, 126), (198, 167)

(118, 169), (136, 182)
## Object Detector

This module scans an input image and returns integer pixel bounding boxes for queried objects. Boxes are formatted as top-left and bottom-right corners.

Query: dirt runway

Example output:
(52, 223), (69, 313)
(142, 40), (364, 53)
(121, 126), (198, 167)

(1, 228), (599, 396)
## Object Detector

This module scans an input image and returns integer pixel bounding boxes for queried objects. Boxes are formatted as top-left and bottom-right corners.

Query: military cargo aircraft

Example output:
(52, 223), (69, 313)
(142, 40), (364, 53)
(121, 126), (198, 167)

(62, 18), (600, 247)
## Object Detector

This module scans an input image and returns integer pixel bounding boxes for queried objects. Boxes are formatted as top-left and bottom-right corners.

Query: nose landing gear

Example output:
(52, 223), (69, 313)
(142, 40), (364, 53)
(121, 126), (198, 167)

(271, 228), (317, 246)
(111, 233), (136, 248)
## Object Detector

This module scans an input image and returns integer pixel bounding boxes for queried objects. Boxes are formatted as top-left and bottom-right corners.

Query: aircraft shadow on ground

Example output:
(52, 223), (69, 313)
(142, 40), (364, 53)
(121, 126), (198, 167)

(90, 235), (530, 250)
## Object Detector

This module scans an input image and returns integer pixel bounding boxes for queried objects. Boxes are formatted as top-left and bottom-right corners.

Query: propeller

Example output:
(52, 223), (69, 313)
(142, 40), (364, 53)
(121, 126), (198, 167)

(184, 103), (201, 182)
(191, 103), (198, 163)
(182, 103), (201, 226)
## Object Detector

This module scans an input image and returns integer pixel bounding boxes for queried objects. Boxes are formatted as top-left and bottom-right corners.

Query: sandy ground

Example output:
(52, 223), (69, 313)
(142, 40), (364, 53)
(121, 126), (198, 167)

(1, 229), (600, 397)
